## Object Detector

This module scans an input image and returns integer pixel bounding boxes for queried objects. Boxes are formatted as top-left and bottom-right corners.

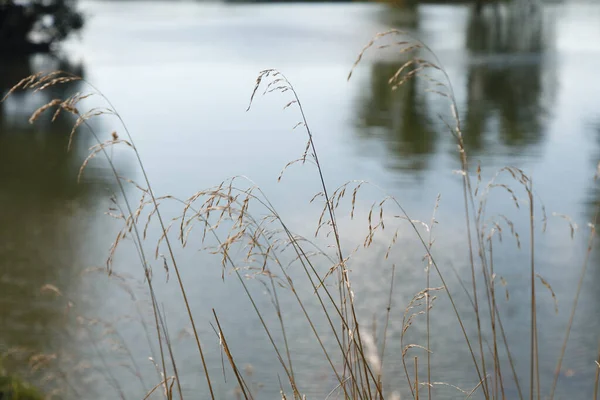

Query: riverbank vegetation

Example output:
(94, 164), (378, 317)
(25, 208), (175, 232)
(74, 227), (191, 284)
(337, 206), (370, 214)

(0, 358), (44, 400)
(2, 28), (599, 400)
(0, 0), (83, 54)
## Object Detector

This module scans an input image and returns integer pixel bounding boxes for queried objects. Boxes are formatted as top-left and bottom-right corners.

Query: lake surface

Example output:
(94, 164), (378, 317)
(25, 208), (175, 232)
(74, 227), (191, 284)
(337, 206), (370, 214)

(1, 1), (600, 399)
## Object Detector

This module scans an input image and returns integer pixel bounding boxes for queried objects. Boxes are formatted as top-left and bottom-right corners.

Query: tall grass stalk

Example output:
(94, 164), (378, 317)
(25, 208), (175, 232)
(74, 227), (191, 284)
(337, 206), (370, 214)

(3, 29), (599, 400)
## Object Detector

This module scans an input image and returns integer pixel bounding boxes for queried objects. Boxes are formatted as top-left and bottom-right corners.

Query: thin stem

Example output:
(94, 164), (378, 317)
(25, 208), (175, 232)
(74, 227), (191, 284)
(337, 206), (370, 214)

(529, 180), (537, 400)
(83, 80), (216, 399)
(212, 310), (252, 400)
(460, 149), (489, 400)
(488, 239), (505, 400)
(426, 196), (439, 400)
(493, 299), (524, 400)
(279, 73), (373, 397)
(415, 357), (419, 400)
(549, 219), (597, 399)
(378, 264), (396, 396)
(268, 274), (297, 394)
(77, 116), (181, 400)
(594, 338), (600, 400)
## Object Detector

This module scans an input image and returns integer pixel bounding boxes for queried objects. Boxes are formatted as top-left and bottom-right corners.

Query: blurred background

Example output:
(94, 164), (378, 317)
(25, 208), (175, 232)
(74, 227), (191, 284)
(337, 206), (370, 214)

(1, 0), (599, 399)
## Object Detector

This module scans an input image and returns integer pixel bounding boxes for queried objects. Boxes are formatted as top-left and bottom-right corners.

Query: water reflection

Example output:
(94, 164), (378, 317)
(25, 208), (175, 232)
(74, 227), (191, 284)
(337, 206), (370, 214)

(572, 121), (600, 397)
(0, 54), (112, 370)
(465, 2), (547, 54)
(462, 59), (548, 155)
(587, 122), (600, 247)
(354, 3), (555, 170)
(376, 1), (420, 29)
(354, 60), (437, 173)
(463, 3), (554, 157)
(1, 0), (597, 397)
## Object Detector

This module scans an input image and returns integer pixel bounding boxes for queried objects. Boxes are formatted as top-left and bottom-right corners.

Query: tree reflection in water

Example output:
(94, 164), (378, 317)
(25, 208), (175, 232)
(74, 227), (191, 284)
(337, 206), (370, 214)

(353, 2), (557, 173)
(0, 54), (126, 397)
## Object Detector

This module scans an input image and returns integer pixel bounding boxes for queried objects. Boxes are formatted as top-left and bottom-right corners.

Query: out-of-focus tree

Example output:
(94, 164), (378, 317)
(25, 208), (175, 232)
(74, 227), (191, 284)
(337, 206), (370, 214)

(0, 0), (84, 54)
(378, 0), (504, 16)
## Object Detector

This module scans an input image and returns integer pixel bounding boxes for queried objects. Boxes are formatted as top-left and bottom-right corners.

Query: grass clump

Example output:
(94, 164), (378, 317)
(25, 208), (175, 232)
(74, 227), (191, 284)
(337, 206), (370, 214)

(2, 29), (600, 400)
(0, 359), (44, 400)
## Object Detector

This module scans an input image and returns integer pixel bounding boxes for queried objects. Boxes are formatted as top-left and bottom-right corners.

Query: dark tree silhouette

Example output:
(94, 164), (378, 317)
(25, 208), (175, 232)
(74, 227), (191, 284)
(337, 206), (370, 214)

(0, 0), (83, 54)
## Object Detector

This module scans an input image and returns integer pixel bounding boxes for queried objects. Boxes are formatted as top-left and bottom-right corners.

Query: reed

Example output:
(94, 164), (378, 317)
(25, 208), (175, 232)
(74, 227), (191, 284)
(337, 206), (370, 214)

(2, 30), (599, 400)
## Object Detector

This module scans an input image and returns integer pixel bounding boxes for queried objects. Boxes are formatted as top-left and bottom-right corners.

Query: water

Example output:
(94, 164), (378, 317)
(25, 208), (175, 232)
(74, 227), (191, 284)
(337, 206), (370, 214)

(1, 1), (600, 399)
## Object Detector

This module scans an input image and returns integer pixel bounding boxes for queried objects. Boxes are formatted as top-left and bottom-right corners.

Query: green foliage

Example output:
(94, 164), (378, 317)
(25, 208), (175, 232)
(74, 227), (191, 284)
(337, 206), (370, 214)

(0, 359), (44, 400)
(0, 0), (84, 53)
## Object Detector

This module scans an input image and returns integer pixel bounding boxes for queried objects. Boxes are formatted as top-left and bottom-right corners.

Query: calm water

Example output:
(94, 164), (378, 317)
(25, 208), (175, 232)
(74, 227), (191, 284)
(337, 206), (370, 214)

(1, 1), (600, 399)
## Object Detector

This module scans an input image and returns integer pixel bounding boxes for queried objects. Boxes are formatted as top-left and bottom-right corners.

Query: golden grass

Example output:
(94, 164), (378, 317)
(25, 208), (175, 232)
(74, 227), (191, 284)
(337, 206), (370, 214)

(2, 29), (600, 400)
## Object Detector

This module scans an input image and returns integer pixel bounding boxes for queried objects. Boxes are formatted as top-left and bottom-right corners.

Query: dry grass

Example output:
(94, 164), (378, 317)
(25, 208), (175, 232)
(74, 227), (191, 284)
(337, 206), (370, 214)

(2, 29), (600, 400)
